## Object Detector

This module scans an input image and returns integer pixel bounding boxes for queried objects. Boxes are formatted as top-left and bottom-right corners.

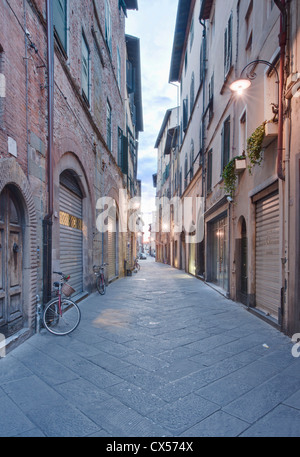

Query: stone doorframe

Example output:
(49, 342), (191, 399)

(0, 158), (38, 350)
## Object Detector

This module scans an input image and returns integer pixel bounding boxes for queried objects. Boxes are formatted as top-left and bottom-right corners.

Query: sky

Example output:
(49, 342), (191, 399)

(125, 0), (178, 239)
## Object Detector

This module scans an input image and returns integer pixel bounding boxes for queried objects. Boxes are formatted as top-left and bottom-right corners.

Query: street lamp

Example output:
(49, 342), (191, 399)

(229, 57), (285, 181)
(229, 59), (279, 114)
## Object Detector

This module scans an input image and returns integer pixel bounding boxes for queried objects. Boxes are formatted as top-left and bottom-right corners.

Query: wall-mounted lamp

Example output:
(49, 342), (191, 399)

(229, 59), (279, 114)
(230, 58), (285, 181)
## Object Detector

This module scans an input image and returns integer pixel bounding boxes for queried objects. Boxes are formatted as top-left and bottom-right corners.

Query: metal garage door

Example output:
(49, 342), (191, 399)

(59, 172), (83, 294)
(255, 191), (280, 318)
(107, 215), (116, 281)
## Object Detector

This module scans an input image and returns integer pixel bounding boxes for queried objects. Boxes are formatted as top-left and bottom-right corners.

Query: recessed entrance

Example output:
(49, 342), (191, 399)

(0, 186), (23, 338)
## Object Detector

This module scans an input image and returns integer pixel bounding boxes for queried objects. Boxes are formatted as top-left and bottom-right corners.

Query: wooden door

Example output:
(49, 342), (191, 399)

(0, 188), (23, 338)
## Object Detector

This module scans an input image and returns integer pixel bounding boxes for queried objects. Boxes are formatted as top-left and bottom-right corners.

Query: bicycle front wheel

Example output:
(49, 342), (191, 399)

(96, 275), (106, 295)
(43, 298), (81, 336)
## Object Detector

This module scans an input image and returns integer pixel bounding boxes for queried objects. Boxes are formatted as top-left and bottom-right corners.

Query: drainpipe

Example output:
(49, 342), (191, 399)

(274, 0), (287, 181)
(199, 17), (207, 279)
(23, 0), (30, 179)
(43, 0), (54, 304)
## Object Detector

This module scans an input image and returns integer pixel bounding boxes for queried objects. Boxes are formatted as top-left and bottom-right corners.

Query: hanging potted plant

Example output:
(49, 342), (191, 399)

(247, 121), (266, 173)
(234, 156), (247, 173)
(222, 155), (245, 198)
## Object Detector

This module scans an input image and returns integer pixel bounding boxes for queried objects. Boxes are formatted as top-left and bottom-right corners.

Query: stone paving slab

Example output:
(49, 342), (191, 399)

(0, 257), (299, 437)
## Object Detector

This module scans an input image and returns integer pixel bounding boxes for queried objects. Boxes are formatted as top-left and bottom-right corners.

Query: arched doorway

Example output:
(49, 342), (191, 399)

(0, 186), (23, 337)
(59, 170), (84, 294)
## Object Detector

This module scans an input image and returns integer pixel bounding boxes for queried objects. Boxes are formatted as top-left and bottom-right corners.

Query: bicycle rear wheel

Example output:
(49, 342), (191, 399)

(43, 298), (81, 335)
(96, 275), (106, 295)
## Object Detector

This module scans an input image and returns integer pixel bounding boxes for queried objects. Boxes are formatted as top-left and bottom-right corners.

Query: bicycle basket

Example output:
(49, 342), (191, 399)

(62, 283), (75, 297)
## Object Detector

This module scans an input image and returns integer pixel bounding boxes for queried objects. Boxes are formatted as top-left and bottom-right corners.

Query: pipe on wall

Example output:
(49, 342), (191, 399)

(43, 0), (54, 304)
(274, 0), (287, 181)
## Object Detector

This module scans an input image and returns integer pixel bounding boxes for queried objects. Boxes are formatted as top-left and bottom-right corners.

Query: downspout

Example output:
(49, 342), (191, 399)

(199, 17), (207, 279)
(274, 0), (287, 181)
(23, 0), (29, 179)
(43, 0), (54, 304)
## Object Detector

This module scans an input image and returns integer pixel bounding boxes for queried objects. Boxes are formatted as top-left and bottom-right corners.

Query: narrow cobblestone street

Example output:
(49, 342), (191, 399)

(1, 257), (300, 437)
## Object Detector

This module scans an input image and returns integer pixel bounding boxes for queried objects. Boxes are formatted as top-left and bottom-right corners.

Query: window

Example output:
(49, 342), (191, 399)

(199, 122), (204, 166)
(210, 9), (215, 44)
(190, 73), (195, 114)
(126, 60), (135, 94)
(119, 0), (127, 16)
(239, 110), (247, 155)
(117, 47), (121, 90)
(105, 0), (112, 55)
(118, 127), (123, 167)
(245, 0), (253, 59)
(190, 17), (194, 51)
(53, 0), (67, 54)
(208, 73), (214, 123)
(221, 116), (230, 171)
(200, 39), (206, 85)
(183, 96), (188, 132)
(81, 33), (90, 103)
(179, 168), (182, 196)
(184, 50), (188, 74)
(207, 149), (212, 193)
(190, 140), (194, 179)
(0, 45), (4, 129)
(224, 12), (233, 79)
(106, 100), (112, 151)
(184, 154), (188, 189)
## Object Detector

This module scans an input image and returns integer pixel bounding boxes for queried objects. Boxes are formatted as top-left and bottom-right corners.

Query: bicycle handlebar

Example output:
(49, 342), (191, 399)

(53, 271), (70, 281)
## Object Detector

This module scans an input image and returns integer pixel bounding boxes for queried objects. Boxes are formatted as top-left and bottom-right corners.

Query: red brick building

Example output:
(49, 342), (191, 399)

(0, 0), (142, 352)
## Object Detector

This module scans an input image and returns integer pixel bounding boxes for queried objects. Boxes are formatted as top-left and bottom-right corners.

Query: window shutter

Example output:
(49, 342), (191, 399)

(224, 13), (233, 78)
(117, 47), (121, 90)
(190, 73), (195, 113)
(105, 0), (112, 54)
(221, 125), (225, 172)
(53, 0), (67, 52)
(224, 117), (230, 168)
(122, 135), (128, 174)
(183, 97), (188, 132)
(81, 34), (89, 102)
(207, 149), (212, 192)
(126, 60), (135, 93)
(118, 128), (123, 167)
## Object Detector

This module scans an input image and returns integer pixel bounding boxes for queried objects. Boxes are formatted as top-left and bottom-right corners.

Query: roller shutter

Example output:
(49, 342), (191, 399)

(107, 215), (116, 281)
(59, 174), (83, 294)
(255, 191), (280, 318)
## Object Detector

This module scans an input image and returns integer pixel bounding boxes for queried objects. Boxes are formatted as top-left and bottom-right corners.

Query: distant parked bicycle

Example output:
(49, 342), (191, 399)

(133, 257), (140, 273)
(93, 263), (108, 295)
(42, 272), (81, 336)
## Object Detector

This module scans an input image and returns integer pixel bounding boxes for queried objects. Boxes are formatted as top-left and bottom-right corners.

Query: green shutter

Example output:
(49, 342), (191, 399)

(81, 34), (89, 102)
(122, 135), (128, 174)
(53, 0), (67, 52)
(221, 126), (224, 172)
(105, 0), (112, 54)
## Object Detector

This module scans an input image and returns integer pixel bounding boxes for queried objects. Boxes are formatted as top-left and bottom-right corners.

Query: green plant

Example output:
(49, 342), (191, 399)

(222, 155), (244, 198)
(247, 121), (266, 173)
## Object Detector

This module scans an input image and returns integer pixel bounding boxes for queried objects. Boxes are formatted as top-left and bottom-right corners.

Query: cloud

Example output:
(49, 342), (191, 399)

(126, 0), (178, 232)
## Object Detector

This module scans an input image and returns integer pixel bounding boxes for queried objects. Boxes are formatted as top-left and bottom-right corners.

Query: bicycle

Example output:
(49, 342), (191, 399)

(93, 263), (108, 295)
(42, 272), (81, 336)
(133, 257), (140, 273)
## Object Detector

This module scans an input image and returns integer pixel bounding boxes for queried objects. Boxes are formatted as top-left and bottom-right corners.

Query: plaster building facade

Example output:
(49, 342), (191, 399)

(0, 0), (142, 352)
(155, 0), (300, 336)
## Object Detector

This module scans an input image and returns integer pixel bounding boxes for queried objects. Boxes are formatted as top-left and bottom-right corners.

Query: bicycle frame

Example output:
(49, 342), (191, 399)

(53, 281), (63, 317)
